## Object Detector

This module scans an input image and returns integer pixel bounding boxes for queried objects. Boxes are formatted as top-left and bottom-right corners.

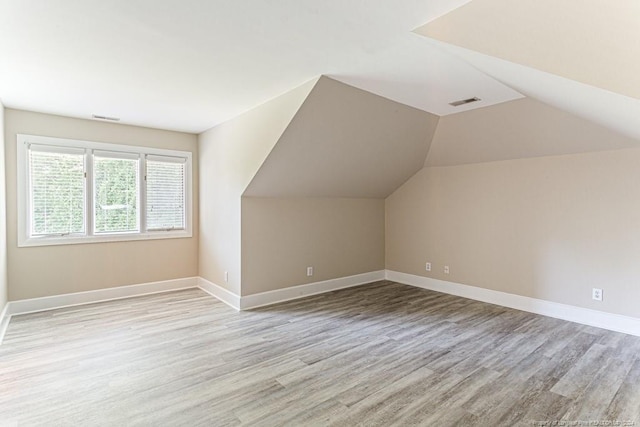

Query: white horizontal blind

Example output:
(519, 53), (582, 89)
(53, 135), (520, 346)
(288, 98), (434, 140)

(18, 134), (191, 247)
(146, 157), (185, 231)
(29, 146), (85, 236)
(93, 155), (139, 233)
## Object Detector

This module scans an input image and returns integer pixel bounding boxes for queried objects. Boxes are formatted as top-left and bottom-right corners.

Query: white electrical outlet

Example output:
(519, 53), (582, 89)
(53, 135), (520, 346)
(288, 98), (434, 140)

(224, 271), (228, 283)
(444, 266), (450, 274)
(592, 288), (603, 301)
(306, 266), (314, 277)
(425, 262), (431, 272)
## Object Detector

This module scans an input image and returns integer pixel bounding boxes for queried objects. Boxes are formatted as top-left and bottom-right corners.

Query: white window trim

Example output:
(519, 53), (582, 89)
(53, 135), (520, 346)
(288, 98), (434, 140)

(17, 134), (193, 247)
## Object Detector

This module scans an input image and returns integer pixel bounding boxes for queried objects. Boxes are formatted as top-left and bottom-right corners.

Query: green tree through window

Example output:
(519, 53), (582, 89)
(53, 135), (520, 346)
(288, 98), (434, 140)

(94, 156), (139, 233)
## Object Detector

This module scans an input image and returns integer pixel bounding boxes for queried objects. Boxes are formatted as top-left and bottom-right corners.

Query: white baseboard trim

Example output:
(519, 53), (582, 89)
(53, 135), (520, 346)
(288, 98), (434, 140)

(240, 270), (386, 310)
(386, 270), (640, 337)
(5, 277), (199, 318)
(198, 271), (386, 311)
(0, 303), (10, 345)
(1, 271), (386, 341)
(197, 277), (241, 311)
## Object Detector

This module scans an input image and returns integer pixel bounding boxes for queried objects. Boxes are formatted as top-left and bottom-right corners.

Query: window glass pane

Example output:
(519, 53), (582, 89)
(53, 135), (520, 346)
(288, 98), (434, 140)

(94, 156), (139, 233)
(146, 160), (185, 230)
(29, 149), (85, 235)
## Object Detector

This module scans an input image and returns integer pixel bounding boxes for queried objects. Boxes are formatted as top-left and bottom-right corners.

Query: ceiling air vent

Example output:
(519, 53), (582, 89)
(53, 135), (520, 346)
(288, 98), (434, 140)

(92, 114), (120, 122)
(449, 97), (481, 107)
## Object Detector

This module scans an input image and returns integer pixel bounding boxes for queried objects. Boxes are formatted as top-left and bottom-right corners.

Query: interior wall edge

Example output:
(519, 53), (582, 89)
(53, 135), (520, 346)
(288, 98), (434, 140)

(422, 113), (443, 167)
(0, 101), (7, 327)
(197, 276), (241, 311)
(0, 302), (9, 345)
(198, 270), (386, 311)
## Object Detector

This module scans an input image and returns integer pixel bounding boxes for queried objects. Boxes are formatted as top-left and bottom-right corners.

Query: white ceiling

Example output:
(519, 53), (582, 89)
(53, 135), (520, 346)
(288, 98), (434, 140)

(0, 0), (522, 133)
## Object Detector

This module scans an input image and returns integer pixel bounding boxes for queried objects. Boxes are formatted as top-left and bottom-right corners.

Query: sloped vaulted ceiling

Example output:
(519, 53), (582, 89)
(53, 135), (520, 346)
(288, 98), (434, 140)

(416, 0), (640, 100)
(414, 0), (640, 141)
(243, 77), (439, 198)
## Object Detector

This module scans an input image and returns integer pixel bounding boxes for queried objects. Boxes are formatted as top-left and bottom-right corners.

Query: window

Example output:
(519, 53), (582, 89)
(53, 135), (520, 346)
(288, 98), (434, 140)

(18, 134), (192, 247)
(29, 146), (85, 236)
(146, 156), (186, 231)
(93, 152), (139, 234)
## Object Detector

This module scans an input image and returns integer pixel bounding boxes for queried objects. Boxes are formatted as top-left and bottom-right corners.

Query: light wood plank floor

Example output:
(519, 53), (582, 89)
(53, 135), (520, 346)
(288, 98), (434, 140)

(1, 281), (639, 426)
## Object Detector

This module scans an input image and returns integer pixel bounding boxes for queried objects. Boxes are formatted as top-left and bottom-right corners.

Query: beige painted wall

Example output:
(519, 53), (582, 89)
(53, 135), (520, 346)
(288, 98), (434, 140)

(426, 98), (638, 167)
(0, 103), (7, 311)
(245, 76), (439, 198)
(386, 148), (640, 318)
(241, 197), (384, 295)
(4, 109), (199, 300)
(198, 79), (317, 294)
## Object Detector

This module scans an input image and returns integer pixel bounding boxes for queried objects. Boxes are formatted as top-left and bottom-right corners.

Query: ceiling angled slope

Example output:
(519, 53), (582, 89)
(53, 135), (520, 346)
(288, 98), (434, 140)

(415, 0), (640, 100)
(328, 33), (523, 117)
(243, 76), (439, 198)
(414, 0), (640, 142)
(422, 39), (640, 142)
(201, 76), (319, 196)
(426, 97), (640, 167)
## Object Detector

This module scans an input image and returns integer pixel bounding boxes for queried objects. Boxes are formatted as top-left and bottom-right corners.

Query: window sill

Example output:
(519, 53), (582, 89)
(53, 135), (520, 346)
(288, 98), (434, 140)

(17, 230), (192, 248)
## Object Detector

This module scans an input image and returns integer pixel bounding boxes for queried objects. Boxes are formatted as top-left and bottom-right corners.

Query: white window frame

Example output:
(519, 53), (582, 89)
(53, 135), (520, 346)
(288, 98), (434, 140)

(17, 134), (193, 247)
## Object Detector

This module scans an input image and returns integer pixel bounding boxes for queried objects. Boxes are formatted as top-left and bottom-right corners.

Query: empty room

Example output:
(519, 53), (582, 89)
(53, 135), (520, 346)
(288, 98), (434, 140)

(1, 1), (639, 425)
